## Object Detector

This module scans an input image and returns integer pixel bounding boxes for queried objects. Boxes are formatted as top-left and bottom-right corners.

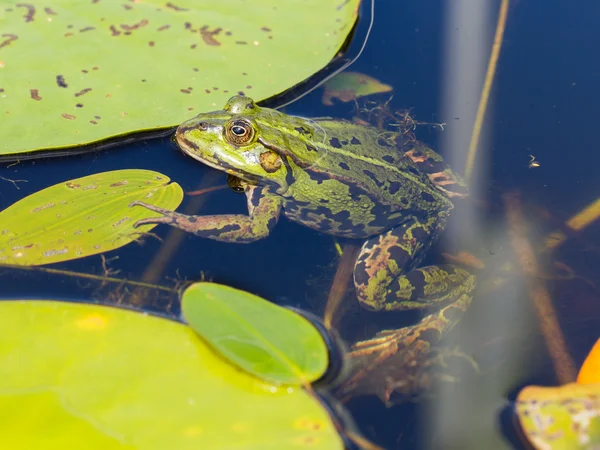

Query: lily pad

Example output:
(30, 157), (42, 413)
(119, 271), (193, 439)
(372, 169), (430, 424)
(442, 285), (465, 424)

(322, 71), (392, 106)
(0, 169), (183, 265)
(182, 282), (330, 385)
(0, 0), (361, 156)
(516, 383), (600, 450)
(0, 300), (344, 449)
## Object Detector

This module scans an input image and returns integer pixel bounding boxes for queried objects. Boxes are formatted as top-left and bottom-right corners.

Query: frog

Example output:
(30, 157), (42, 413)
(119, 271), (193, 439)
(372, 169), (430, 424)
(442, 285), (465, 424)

(131, 95), (475, 337)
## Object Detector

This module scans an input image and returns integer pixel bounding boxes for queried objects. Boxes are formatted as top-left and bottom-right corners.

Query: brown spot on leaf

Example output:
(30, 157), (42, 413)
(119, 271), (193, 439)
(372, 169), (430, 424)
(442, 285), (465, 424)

(166, 2), (188, 11)
(200, 27), (222, 46)
(80, 26), (95, 32)
(235, 41), (247, 45)
(74, 88), (91, 97)
(149, 41), (155, 47)
(61, 113), (76, 120)
(157, 24), (170, 31)
(205, 89), (211, 94)
(0, 34), (18, 50)
(89, 120), (98, 124)
(110, 181), (128, 187)
(30, 89), (42, 101)
(56, 75), (67, 88)
(75, 103), (83, 108)
(180, 88), (191, 94)
(261, 26), (272, 32)
(121, 19), (148, 31)
(44, 7), (56, 15)
(16, 3), (35, 22)
(109, 25), (120, 36)
(31, 202), (55, 212)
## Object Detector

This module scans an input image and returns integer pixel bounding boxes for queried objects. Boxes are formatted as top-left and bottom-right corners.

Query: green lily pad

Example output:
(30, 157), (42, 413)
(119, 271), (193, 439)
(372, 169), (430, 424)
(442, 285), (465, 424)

(322, 71), (392, 106)
(516, 383), (600, 450)
(0, 169), (182, 265)
(182, 282), (330, 385)
(0, 300), (344, 449)
(0, 0), (360, 156)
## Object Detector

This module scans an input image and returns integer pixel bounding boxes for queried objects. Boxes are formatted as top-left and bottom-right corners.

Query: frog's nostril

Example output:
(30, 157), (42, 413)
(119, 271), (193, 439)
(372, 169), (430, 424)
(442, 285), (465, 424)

(199, 121), (209, 130)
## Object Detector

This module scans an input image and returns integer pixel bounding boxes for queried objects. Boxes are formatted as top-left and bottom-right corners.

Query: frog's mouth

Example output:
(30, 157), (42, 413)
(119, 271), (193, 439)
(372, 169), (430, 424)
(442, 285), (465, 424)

(175, 129), (260, 184)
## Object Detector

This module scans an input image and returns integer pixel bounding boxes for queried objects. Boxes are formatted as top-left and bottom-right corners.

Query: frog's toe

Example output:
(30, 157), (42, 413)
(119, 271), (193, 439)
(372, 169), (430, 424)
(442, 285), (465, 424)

(135, 216), (177, 228)
(129, 200), (171, 215)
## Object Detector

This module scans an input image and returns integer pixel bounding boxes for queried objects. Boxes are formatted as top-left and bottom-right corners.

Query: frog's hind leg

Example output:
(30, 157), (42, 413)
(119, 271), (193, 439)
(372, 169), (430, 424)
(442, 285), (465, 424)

(353, 217), (474, 312)
(404, 143), (469, 199)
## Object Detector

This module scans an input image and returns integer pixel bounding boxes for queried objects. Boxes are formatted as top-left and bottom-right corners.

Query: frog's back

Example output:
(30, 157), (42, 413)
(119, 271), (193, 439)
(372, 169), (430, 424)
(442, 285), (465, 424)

(282, 119), (453, 238)
(304, 119), (448, 207)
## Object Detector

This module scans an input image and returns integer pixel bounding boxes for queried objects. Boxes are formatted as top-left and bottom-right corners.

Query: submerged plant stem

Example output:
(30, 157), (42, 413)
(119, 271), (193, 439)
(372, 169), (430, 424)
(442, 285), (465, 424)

(504, 192), (577, 384)
(0, 263), (174, 293)
(464, 0), (510, 182)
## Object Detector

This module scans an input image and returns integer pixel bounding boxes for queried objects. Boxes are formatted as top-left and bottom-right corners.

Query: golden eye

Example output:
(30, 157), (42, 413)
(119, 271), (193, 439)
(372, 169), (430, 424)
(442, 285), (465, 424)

(224, 119), (255, 146)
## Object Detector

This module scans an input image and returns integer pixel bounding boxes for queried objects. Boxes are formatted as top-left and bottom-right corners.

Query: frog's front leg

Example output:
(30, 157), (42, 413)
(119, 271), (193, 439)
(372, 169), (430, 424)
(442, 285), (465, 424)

(354, 216), (475, 311)
(130, 185), (282, 243)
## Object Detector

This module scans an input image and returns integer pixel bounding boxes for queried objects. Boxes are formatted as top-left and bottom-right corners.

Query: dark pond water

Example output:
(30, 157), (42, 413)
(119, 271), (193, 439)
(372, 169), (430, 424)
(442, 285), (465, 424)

(2, 0), (600, 448)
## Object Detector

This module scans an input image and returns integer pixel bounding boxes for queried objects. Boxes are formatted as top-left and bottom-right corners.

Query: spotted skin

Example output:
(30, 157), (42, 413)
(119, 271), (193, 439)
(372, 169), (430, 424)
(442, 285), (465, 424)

(132, 96), (474, 328)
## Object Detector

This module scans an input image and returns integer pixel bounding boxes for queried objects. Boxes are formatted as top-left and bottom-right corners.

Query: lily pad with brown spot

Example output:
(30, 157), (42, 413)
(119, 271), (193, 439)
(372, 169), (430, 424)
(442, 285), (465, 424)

(322, 71), (392, 106)
(0, 169), (183, 265)
(0, 0), (360, 157)
(516, 383), (600, 450)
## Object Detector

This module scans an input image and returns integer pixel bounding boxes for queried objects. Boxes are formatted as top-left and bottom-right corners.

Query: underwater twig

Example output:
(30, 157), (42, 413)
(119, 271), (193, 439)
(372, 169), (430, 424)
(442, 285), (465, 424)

(464, 0), (510, 182)
(504, 192), (577, 384)
(0, 175), (27, 189)
(544, 197), (600, 251)
(0, 262), (175, 293)
(323, 243), (360, 329)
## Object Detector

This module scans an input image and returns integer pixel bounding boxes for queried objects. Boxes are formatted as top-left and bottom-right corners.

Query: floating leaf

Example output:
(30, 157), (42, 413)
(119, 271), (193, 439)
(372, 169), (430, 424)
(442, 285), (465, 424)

(516, 383), (600, 450)
(578, 338), (600, 384)
(1, 0), (360, 156)
(182, 282), (329, 385)
(0, 300), (344, 449)
(0, 169), (182, 265)
(322, 72), (392, 106)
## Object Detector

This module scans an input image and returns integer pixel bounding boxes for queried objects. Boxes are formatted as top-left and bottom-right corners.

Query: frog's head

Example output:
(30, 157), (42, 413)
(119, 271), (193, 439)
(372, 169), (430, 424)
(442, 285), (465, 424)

(176, 96), (319, 194)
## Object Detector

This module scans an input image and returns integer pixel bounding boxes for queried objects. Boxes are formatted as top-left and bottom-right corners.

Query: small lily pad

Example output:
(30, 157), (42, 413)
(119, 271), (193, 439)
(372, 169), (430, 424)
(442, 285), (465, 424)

(516, 383), (600, 450)
(322, 71), (393, 106)
(0, 169), (183, 265)
(0, 300), (344, 449)
(181, 282), (329, 385)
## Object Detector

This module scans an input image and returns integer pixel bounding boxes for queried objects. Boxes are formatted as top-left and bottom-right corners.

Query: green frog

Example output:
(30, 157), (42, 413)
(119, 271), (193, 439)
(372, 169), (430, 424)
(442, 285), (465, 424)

(131, 95), (474, 324)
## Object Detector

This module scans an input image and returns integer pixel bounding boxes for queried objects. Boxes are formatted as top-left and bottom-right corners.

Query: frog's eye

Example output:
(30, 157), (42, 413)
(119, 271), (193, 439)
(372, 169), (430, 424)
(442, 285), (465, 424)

(224, 119), (255, 146)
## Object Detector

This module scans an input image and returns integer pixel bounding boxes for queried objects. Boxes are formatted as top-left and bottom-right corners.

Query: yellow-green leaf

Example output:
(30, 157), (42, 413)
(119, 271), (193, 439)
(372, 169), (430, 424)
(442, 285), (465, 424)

(182, 282), (330, 385)
(0, 169), (182, 265)
(516, 383), (600, 450)
(0, 300), (344, 449)
(322, 71), (392, 106)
